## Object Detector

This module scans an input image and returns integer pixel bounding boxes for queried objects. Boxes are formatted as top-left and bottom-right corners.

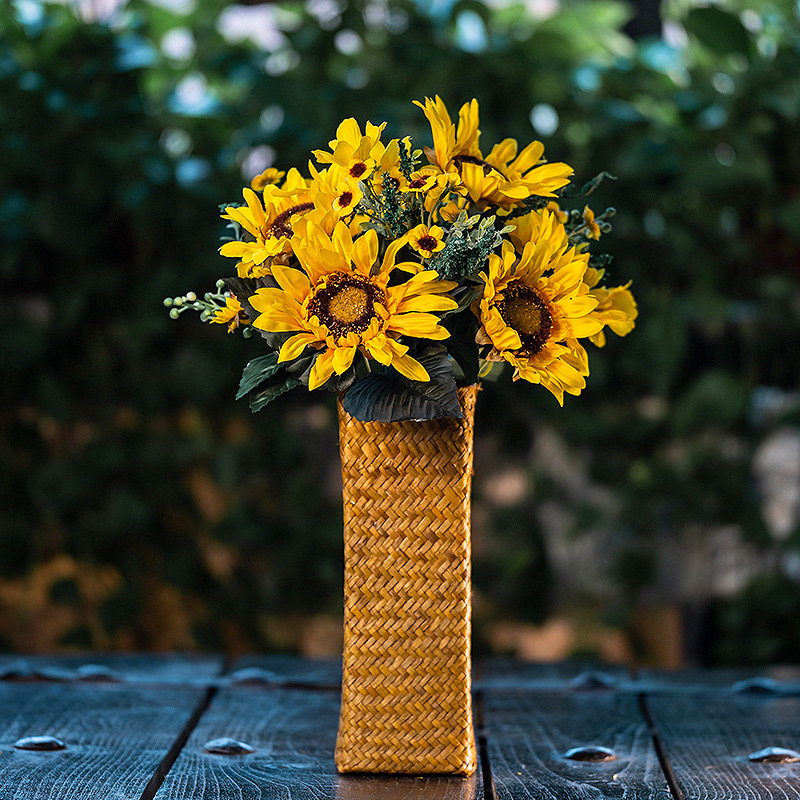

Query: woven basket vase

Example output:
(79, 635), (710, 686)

(335, 385), (479, 775)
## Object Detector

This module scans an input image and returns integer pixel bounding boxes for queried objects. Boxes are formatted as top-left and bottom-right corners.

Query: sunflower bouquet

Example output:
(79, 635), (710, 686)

(167, 96), (637, 421)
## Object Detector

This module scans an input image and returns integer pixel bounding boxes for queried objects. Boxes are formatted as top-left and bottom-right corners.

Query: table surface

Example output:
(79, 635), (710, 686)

(0, 655), (799, 799)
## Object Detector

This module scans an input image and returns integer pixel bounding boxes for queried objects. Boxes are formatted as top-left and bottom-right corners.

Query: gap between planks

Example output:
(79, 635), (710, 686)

(635, 672), (684, 800)
(136, 659), (684, 800)
(474, 689), (497, 800)
(138, 659), (228, 800)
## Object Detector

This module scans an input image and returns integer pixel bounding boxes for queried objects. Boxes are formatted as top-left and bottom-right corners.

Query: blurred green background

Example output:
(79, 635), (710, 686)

(2, 0), (799, 665)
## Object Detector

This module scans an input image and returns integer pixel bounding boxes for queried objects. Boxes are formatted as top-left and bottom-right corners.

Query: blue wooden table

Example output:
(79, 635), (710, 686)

(1, 654), (799, 799)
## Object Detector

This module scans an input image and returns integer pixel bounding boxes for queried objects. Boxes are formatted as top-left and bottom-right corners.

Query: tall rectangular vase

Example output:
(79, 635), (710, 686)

(335, 386), (478, 775)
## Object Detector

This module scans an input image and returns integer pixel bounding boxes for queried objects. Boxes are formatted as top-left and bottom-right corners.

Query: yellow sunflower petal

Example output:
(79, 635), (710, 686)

(279, 332), (317, 362)
(271, 263), (312, 304)
(220, 241), (255, 258)
(243, 188), (266, 229)
(565, 316), (604, 338)
(487, 137), (517, 167)
(396, 293), (457, 314)
(253, 310), (303, 333)
(378, 232), (412, 276)
(352, 229), (378, 277)
(308, 350), (336, 390)
(461, 162), (486, 203)
(332, 345), (357, 374)
(391, 353), (430, 382)
(389, 311), (448, 338)
(512, 140), (544, 174)
(223, 206), (260, 237)
(249, 287), (301, 315)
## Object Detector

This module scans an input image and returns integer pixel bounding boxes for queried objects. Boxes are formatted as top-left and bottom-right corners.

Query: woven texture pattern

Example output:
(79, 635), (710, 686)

(335, 386), (478, 775)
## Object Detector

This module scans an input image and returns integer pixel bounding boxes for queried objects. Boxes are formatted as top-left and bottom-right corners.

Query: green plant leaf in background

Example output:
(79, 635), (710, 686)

(684, 7), (752, 56)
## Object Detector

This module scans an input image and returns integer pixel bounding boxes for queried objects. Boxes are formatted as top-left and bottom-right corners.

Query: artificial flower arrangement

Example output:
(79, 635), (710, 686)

(166, 96), (637, 421)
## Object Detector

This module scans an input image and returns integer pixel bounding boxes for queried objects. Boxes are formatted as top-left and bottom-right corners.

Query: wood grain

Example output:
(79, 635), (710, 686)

(0, 653), (224, 685)
(477, 659), (634, 691)
(480, 690), (671, 800)
(0, 681), (209, 799)
(155, 685), (480, 800)
(225, 655), (342, 688)
(646, 691), (800, 799)
(638, 666), (800, 693)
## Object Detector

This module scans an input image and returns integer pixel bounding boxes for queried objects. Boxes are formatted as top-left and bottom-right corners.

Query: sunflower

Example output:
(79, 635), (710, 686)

(409, 224), (446, 258)
(583, 266), (638, 347)
(507, 206), (571, 254)
(250, 167), (286, 192)
(415, 96), (573, 210)
(220, 169), (315, 278)
(248, 222), (458, 390)
(210, 295), (248, 333)
(474, 232), (603, 404)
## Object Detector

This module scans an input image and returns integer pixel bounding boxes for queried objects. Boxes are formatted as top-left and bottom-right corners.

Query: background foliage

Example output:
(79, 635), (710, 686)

(2, 0), (799, 663)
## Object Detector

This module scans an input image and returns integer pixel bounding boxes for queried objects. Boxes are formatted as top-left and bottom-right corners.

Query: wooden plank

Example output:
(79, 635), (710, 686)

(646, 690), (800, 799)
(638, 666), (800, 694)
(477, 658), (635, 691)
(225, 655), (341, 688)
(481, 690), (671, 800)
(155, 685), (480, 800)
(0, 653), (224, 685)
(0, 681), (209, 798)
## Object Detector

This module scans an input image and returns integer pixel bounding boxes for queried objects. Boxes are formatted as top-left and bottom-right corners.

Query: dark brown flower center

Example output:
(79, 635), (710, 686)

(409, 177), (427, 189)
(418, 235), (438, 252)
(269, 202), (314, 239)
(497, 282), (552, 356)
(337, 191), (353, 207)
(349, 162), (368, 179)
(307, 274), (384, 339)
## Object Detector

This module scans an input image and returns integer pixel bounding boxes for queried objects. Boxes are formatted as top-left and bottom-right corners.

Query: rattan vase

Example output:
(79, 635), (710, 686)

(335, 385), (479, 775)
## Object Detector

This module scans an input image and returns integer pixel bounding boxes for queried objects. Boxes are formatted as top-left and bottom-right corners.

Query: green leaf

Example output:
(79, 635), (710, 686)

(684, 7), (751, 56)
(444, 310), (480, 384)
(441, 284), (482, 317)
(224, 276), (287, 350)
(342, 344), (462, 422)
(249, 376), (300, 412)
(236, 353), (282, 399)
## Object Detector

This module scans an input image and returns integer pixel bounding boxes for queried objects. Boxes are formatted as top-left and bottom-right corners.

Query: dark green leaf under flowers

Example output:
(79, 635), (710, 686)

(342, 343), (464, 422)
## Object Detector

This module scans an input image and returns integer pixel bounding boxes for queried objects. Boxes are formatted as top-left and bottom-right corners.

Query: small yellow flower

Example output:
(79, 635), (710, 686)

(332, 184), (362, 213)
(547, 201), (568, 224)
(313, 118), (387, 183)
(251, 168), (286, 192)
(400, 170), (438, 193)
(583, 206), (601, 240)
(409, 224), (446, 259)
(210, 295), (247, 332)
